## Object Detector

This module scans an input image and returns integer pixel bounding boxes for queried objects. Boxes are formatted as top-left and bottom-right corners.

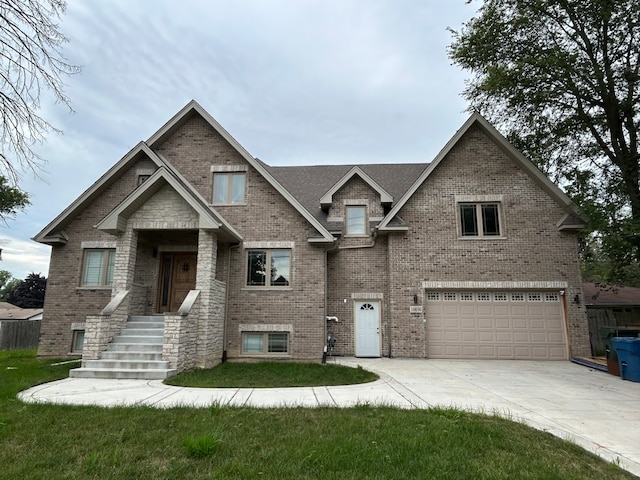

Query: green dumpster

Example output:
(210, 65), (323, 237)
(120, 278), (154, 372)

(599, 326), (640, 376)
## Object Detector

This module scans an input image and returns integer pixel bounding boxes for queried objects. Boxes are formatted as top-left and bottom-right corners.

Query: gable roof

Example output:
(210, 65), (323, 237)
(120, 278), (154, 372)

(319, 166), (393, 210)
(267, 163), (427, 231)
(33, 101), (336, 245)
(147, 100), (335, 243)
(32, 142), (164, 245)
(378, 112), (587, 231)
(96, 164), (242, 243)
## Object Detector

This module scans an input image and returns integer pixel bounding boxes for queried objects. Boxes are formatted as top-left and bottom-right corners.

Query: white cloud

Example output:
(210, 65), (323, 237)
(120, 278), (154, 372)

(4, 0), (478, 279)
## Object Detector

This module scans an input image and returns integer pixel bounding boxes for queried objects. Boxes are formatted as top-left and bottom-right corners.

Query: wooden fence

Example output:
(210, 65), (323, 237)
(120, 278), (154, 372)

(0, 319), (41, 350)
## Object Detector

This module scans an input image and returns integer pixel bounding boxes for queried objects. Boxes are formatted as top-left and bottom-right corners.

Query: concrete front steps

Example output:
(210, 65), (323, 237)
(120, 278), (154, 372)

(69, 315), (177, 380)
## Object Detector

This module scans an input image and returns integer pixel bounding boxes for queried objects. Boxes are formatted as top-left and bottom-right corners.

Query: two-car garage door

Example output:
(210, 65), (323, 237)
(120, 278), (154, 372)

(425, 291), (568, 360)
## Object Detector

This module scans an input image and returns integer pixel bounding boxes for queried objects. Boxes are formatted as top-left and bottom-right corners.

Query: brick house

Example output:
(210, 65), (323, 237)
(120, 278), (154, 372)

(34, 100), (589, 378)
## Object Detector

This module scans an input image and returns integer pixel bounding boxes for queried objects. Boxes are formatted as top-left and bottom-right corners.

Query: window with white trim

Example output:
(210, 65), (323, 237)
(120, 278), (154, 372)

(345, 205), (367, 235)
(213, 172), (245, 204)
(81, 249), (115, 286)
(242, 332), (289, 354)
(459, 203), (501, 237)
(247, 250), (291, 287)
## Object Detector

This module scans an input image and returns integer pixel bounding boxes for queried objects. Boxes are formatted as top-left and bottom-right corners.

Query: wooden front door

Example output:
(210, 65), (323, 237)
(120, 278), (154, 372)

(157, 253), (197, 313)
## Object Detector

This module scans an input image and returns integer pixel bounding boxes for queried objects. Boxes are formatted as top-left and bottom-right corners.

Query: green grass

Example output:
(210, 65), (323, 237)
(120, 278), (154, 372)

(164, 361), (379, 387)
(0, 350), (636, 480)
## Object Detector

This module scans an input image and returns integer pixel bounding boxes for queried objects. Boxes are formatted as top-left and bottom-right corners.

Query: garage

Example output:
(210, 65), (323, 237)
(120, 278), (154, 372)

(425, 291), (568, 360)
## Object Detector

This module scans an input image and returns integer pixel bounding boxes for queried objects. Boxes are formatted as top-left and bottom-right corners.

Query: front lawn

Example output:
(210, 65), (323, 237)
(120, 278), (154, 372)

(0, 350), (635, 480)
(164, 360), (379, 387)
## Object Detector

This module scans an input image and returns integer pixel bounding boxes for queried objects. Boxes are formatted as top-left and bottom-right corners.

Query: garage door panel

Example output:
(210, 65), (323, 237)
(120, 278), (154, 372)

(495, 318), (511, 329)
(477, 318), (494, 329)
(477, 331), (495, 342)
(530, 332), (547, 342)
(513, 332), (530, 342)
(426, 290), (567, 360)
(461, 331), (479, 341)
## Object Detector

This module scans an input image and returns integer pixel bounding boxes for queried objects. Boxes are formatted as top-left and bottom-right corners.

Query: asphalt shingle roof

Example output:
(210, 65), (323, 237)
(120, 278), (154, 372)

(265, 163), (428, 229)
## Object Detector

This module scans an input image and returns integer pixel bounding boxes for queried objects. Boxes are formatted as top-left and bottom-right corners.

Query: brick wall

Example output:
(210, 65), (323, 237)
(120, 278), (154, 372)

(386, 124), (589, 357)
(156, 116), (328, 361)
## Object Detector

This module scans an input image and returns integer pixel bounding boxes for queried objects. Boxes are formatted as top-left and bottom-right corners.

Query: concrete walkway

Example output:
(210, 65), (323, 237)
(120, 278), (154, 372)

(18, 358), (640, 477)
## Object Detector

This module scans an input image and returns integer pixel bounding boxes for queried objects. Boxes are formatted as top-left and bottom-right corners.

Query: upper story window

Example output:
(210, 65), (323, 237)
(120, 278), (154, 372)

(247, 249), (291, 287)
(82, 249), (115, 286)
(459, 203), (501, 237)
(345, 205), (367, 235)
(213, 172), (245, 204)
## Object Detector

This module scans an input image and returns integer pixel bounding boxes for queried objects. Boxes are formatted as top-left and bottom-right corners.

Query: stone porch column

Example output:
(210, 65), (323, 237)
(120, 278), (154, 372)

(195, 230), (225, 368)
(112, 228), (138, 295)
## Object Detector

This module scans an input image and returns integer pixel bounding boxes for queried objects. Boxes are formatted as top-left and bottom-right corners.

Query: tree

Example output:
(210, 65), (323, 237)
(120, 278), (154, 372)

(448, 0), (640, 282)
(0, 175), (29, 221)
(0, 268), (20, 300)
(7, 272), (46, 308)
(0, 0), (80, 194)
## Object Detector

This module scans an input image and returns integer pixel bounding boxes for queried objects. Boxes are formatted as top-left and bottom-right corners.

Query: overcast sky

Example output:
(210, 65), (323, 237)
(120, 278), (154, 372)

(1, 0), (478, 280)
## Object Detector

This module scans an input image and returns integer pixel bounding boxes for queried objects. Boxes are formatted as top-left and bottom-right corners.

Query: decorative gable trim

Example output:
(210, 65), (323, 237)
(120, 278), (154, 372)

(377, 113), (587, 231)
(95, 165), (242, 242)
(320, 166), (393, 210)
(147, 100), (335, 244)
(32, 142), (163, 245)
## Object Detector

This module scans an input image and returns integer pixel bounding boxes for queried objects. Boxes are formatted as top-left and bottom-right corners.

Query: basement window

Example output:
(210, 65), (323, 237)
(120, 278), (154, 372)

(71, 330), (85, 354)
(242, 332), (289, 354)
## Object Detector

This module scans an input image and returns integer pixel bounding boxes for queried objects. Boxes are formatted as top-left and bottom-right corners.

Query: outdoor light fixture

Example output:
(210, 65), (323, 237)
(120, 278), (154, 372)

(413, 294), (418, 304)
(573, 294), (580, 305)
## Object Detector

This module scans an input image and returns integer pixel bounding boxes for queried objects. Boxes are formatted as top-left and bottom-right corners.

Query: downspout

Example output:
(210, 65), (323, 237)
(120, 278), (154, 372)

(323, 242), (338, 363)
(222, 242), (240, 363)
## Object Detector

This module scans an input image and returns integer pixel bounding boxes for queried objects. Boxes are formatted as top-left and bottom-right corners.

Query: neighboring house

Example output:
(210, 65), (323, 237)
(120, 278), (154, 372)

(0, 302), (43, 321)
(33, 101), (590, 378)
(0, 302), (43, 350)
(583, 283), (640, 355)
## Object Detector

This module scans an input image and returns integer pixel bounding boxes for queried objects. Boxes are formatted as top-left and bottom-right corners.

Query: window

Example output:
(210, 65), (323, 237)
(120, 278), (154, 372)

(242, 332), (289, 354)
(459, 203), (501, 237)
(71, 330), (85, 354)
(82, 249), (115, 286)
(213, 173), (245, 204)
(137, 174), (151, 185)
(345, 206), (366, 235)
(247, 249), (291, 287)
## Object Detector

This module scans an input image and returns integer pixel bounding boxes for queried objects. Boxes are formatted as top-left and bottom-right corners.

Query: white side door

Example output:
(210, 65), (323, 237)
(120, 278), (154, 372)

(355, 300), (381, 357)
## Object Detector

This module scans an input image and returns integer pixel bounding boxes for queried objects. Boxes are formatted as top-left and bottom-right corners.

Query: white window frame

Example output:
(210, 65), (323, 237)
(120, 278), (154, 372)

(81, 249), (115, 287)
(246, 249), (292, 288)
(213, 172), (246, 205)
(242, 332), (289, 354)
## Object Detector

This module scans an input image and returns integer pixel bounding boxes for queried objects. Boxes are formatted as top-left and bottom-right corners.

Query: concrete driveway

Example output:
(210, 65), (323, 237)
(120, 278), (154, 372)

(18, 357), (640, 477)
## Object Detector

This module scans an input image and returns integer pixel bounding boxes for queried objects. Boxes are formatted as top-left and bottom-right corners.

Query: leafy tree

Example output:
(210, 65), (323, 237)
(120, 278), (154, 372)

(0, 269), (20, 300)
(0, 175), (29, 221)
(7, 272), (46, 308)
(0, 0), (80, 195)
(448, 0), (640, 282)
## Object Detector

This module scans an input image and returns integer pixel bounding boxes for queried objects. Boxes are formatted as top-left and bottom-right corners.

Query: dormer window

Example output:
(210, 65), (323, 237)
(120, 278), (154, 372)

(346, 205), (367, 235)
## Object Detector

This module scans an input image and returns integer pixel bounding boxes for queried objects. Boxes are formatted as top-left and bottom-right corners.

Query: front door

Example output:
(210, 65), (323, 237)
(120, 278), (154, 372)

(157, 252), (197, 313)
(355, 300), (381, 357)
